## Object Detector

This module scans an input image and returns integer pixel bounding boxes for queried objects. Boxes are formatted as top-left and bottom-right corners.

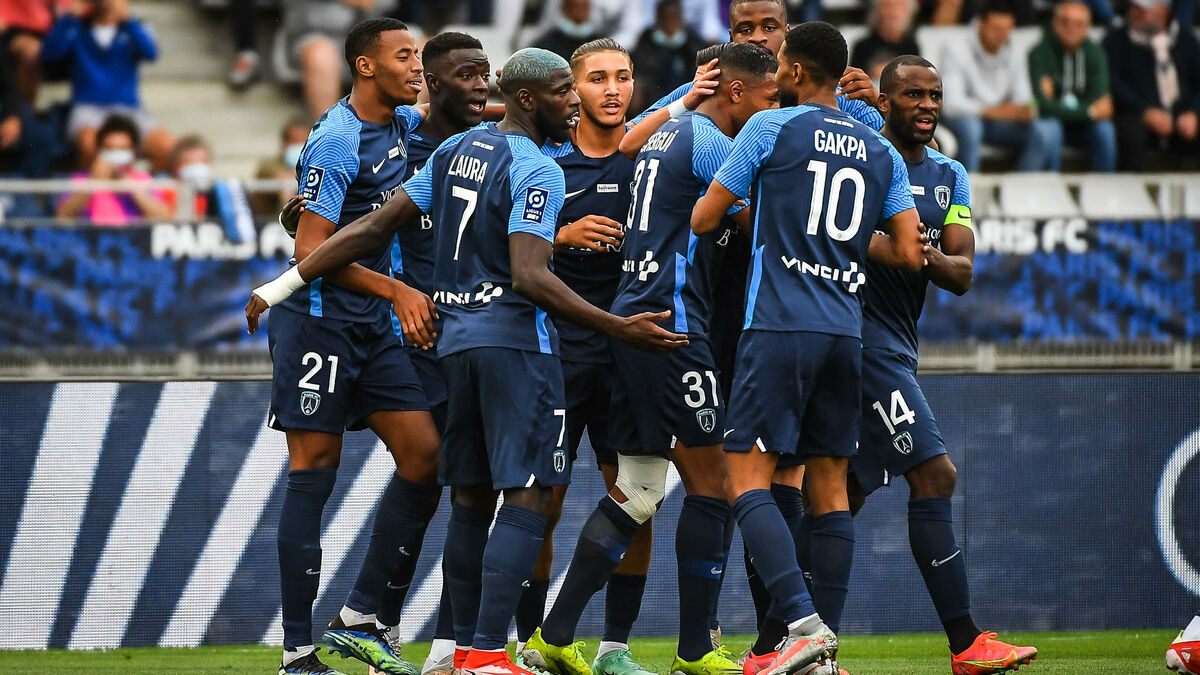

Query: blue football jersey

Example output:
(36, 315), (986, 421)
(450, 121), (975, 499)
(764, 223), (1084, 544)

(611, 111), (740, 340)
(280, 99), (423, 321)
(632, 80), (885, 131)
(546, 142), (635, 364)
(862, 148), (971, 358)
(714, 104), (915, 337)
(403, 124), (565, 357)
(392, 125), (442, 296)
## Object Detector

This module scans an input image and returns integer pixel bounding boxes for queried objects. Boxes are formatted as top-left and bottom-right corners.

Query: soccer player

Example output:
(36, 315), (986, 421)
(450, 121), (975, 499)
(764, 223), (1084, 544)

(508, 38), (658, 675)
(246, 18), (442, 675)
(692, 22), (925, 675)
(848, 54), (1036, 675)
(521, 41), (780, 675)
(248, 47), (686, 675)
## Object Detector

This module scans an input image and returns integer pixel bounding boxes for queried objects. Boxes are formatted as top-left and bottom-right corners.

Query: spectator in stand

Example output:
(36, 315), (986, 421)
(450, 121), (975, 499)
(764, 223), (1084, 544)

(280, 0), (397, 120)
(851, 0), (920, 83)
(534, 0), (723, 52)
(253, 117), (308, 215)
(1104, 0), (1200, 170)
(940, 0), (1060, 172)
(0, 0), (57, 102)
(629, 0), (710, 113)
(56, 114), (170, 225)
(1079, 0), (1195, 27)
(41, 0), (175, 171)
(1029, 0), (1115, 172)
(227, 0), (260, 90)
(165, 134), (214, 215)
(0, 34), (54, 177)
(531, 0), (605, 62)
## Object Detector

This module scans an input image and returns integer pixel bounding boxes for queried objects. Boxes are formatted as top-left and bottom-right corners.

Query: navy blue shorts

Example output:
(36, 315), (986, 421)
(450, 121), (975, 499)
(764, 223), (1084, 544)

(406, 345), (447, 435)
(725, 330), (860, 459)
(851, 348), (946, 495)
(267, 307), (428, 434)
(563, 359), (618, 467)
(439, 347), (570, 490)
(608, 338), (725, 454)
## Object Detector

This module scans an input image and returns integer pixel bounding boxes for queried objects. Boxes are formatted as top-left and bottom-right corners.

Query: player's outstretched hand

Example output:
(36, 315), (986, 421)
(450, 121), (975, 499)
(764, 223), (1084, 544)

(556, 215), (623, 251)
(245, 293), (268, 334)
(839, 67), (879, 108)
(616, 310), (689, 352)
(280, 195), (307, 238)
(683, 59), (721, 110)
(391, 282), (439, 349)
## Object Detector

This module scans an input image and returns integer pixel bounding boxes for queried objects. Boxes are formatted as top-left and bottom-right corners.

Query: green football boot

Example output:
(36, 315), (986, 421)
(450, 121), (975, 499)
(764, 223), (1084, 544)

(520, 627), (593, 675)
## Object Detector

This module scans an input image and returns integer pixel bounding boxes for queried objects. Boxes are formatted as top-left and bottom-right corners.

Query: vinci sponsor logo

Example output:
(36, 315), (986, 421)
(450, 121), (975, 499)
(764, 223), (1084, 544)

(780, 256), (865, 293)
(433, 282), (504, 305)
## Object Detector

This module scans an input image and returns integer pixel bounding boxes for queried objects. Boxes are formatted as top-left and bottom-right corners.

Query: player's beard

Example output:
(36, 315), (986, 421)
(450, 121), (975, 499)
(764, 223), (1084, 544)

(778, 89), (799, 108)
(538, 105), (573, 144)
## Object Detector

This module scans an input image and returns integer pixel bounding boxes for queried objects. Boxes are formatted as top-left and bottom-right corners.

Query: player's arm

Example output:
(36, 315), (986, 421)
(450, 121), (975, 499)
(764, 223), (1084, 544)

(619, 61), (720, 158)
(867, 143), (926, 272)
(510, 233), (687, 352)
(923, 168), (974, 294)
(554, 214), (624, 252)
(693, 110), (770, 234)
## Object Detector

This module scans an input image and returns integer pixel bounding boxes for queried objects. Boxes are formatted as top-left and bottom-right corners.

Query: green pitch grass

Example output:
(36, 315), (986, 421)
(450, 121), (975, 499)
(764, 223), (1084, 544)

(0, 630), (1175, 674)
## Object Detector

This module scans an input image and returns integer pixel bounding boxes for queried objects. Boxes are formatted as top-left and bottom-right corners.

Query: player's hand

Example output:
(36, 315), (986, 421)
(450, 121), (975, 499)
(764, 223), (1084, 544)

(838, 67), (879, 108)
(245, 293), (269, 334)
(280, 195), (307, 238)
(918, 221), (932, 265)
(391, 282), (439, 349)
(556, 215), (623, 252)
(616, 310), (689, 352)
(683, 59), (721, 110)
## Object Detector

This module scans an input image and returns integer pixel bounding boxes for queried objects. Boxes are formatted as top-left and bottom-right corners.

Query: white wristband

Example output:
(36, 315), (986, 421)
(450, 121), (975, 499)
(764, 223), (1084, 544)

(667, 98), (688, 119)
(253, 266), (306, 307)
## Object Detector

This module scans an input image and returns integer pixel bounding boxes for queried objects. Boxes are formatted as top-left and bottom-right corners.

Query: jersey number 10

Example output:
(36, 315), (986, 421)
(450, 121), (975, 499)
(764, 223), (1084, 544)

(806, 160), (865, 241)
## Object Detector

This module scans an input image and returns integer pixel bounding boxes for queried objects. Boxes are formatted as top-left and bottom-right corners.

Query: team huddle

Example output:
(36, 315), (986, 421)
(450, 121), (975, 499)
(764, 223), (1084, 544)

(244, 2), (1038, 675)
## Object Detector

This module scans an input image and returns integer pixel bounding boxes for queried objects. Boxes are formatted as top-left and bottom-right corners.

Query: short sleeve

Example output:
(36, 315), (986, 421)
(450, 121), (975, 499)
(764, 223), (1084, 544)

(713, 110), (779, 199)
(402, 132), (466, 213)
(691, 120), (745, 215)
(945, 159), (973, 229)
(397, 106), (425, 134)
(508, 157), (564, 242)
(882, 142), (916, 219)
(629, 81), (692, 126)
(837, 95), (885, 132)
(298, 132), (358, 223)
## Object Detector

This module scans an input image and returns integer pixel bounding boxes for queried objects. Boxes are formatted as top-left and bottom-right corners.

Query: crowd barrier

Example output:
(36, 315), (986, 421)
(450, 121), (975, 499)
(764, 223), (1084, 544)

(0, 374), (1195, 649)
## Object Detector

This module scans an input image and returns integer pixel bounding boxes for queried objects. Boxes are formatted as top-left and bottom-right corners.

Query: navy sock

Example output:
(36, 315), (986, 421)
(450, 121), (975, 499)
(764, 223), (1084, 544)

(771, 485), (815, 594)
(603, 573), (647, 644)
(809, 510), (854, 634)
(676, 495), (730, 660)
(432, 581), (455, 641)
(795, 510), (815, 594)
(516, 577), (550, 642)
(278, 468), (336, 650)
(745, 550), (771, 632)
(732, 490), (815, 624)
(350, 475), (439, 620)
(909, 497), (978, 652)
(542, 497), (638, 646)
(708, 511), (736, 633)
(442, 503), (492, 647)
(474, 505), (548, 650)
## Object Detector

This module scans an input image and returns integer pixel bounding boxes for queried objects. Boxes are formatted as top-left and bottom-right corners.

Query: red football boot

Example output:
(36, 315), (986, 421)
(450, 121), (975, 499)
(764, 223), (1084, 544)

(1167, 632), (1200, 674)
(742, 650), (777, 675)
(950, 632), (1037, 674)
(462, 650), (540, 675)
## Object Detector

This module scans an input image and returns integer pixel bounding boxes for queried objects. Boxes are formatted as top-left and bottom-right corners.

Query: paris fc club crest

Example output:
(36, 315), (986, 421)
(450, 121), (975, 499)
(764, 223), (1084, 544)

(935, 185), (951, 210)
(553, 449), (567, 474)
(300, 391), (321, 416)
(696, 408), (717, 434)
(892, 431), (913, 455)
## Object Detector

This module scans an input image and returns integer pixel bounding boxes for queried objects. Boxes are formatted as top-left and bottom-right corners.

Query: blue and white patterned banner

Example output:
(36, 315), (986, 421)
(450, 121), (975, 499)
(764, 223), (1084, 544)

(0, 376), (1196, 650)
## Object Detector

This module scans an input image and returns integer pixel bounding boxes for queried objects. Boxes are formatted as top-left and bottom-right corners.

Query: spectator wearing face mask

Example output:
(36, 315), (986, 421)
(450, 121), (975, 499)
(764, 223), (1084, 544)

(253, 117), (309, 215)
(629, 0), (709, 113)
(166, 134), (256, 239)
(55, 113), (170, 225)
(531, 0), (606, 62)
(41, 0), (176, 171)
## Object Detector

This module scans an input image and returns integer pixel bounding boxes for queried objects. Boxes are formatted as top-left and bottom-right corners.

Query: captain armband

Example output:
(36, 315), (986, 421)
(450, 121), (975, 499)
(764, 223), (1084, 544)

(944, 204), (973, 231)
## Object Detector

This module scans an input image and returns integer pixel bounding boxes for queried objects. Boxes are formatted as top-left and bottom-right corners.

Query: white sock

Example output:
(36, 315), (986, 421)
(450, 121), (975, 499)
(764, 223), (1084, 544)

(788, 613), (823, 635)
(426, 638), (457, 664)
(282, 644), (315, 666)
(340, 606), (376, 627)
(596, 641), (629, 658)
(1183, 615), (1200, 641)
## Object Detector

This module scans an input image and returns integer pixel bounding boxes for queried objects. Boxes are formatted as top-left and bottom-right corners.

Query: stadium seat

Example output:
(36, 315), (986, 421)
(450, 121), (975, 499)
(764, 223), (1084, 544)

(998, 173), (1080, 218)
(1077, 175), (1161, 220)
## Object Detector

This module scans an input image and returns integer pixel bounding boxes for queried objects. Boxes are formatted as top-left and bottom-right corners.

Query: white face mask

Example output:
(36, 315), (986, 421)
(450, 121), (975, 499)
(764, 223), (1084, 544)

(283, 143), (304, 169)
(178, 162), (214, 189)
(100, 148), (135, 168)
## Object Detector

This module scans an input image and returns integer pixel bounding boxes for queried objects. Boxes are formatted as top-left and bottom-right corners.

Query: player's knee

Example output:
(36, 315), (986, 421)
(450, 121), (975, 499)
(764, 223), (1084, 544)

(908, 455), (957, 498)
(453, 484), (498, 513)
(613, 454), (669, 525)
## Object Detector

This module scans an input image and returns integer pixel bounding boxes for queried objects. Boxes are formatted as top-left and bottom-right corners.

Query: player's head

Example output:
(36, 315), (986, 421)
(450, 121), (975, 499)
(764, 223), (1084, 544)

(776, 21), (846, 107)
(422, 32), (490, 128)
(569, 38), (634, 130)
(976, 0), (1016, 53)
(729, 0), (788, 55)
(707, 42), (780, 130)
(500, 47), (580, 144)
(345, 18), (423, 106)
(878, 55), (941, 147)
